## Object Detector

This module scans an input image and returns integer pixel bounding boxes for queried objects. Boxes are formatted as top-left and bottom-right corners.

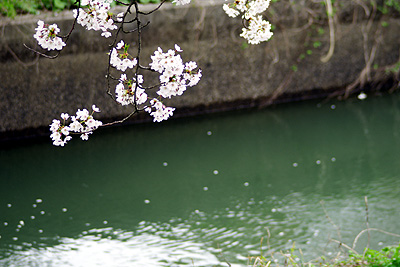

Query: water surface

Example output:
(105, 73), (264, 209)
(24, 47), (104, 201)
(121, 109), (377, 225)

(1, 93), (400, 266)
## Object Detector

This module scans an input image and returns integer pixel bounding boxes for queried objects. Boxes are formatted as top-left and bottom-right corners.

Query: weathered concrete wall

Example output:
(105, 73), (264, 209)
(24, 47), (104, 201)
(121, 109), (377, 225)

(0, 0), (399, 139)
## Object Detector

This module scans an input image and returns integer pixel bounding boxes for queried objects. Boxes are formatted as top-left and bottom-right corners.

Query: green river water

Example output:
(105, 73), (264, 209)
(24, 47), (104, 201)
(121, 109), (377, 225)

(1, 93), (400, 266)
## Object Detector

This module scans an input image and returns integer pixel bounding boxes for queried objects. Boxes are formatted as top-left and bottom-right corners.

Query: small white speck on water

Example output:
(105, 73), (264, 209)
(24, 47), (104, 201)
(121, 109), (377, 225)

(12, 237), (18, 241)
(213, 170), (219, 175)
(378, 242), (384, 246)
(103, 221), (108, 225)
(271, 208), (277, 212)
(40, 211), (45, 215)
(163, 162), (168, 167)
(316, 160), (321, 165)
(278, 232), (285, 236)
(144, 199), (150, 204)
(203, 187), (208, 191)
(331, 157), (336, 162)
(19, 220), (24, 226)
(30, 216), (35, 220)
(293, 162), (298, 167)
(207, 131), (212, 136)
(7, 204), (11, 208)
(358, 92), (367, 100)
(32, 204), (37, 208)
(85, 223), (90, 227)
(38, 229), (43, 234)
(16, 229), (20, 232)
(244, 182), (249, 187)
(331, 104), (336, 109)
(36, 199), (43, 203)
(62, 208), (68, 212)
(195, 209), (200, 214)
(4, 222), (8, 226)
(306, 240), (311, 245)
(196, 221), (201, 225)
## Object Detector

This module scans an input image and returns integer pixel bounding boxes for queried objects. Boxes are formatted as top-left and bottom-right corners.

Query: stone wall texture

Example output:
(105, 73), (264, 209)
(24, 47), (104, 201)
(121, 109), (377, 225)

(1, 0), (400, 140)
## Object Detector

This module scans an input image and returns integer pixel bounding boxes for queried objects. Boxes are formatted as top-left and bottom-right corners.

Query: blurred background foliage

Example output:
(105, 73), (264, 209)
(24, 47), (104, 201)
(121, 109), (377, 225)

(0, 0), (164, 18)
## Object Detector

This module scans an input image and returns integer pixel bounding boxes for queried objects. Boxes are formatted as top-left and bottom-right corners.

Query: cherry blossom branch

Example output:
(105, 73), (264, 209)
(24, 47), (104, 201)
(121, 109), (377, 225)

(32, 0), (273, 146)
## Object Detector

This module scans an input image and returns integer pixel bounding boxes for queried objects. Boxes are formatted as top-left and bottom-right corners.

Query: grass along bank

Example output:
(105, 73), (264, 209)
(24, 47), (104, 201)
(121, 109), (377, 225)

(235, 198), (400, 267)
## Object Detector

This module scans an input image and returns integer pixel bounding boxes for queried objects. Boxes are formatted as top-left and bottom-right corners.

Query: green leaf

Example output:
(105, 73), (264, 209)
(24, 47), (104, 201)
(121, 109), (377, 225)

(54, 0), (68, 10)
(313, 41), (322, 48)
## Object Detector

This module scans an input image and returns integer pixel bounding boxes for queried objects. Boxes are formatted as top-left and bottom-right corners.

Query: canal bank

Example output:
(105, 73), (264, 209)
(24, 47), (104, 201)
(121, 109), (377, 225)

(0, 0), (400, 141)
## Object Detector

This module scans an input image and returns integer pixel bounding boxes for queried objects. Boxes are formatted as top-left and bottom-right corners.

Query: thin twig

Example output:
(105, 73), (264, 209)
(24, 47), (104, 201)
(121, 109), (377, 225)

(23, 44), (61, 59)
(364, 196), (371, 250)
(352, 228), (400, 250)
(330, 239), (358, 254)
(320, 200), (342, 240)
(101, 109), (139, 127)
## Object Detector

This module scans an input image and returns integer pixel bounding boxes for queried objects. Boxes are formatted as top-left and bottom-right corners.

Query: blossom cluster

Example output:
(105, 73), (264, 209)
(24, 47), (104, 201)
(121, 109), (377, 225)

(49, 105), (102, 146)
(139, 44), (201, 122)
(73, 0), (117, 38)
(112, 44), (201, 123)
(150, 45), (202, 99)
(33, 20), (66, 50)
(145, 99), (175, 122)
(115, 74), (147, 106)
(223, 0), (273, 44)
(110, 40), (137, 72)
(39, 0), (207, 145)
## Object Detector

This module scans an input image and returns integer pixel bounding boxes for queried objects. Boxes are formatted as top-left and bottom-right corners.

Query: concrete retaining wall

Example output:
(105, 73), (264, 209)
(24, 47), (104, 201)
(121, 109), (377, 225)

(1, 0), (400, 139)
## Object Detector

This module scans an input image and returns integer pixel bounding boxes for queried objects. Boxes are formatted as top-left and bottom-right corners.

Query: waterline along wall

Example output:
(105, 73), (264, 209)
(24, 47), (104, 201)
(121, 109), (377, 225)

(0, 0), (399, 140)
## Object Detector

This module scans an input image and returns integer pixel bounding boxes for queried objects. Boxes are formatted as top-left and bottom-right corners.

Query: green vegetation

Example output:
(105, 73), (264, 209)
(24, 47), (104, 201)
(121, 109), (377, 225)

(0, 0), (164, 18)
(246, 242), (400, 267)
(336, 244), (400, 267)
(378, 0), (400, 14)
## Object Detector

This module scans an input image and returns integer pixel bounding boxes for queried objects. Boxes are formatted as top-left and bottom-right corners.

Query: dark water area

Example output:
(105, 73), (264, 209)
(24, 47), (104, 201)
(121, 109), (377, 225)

(1, 93), (400, 266)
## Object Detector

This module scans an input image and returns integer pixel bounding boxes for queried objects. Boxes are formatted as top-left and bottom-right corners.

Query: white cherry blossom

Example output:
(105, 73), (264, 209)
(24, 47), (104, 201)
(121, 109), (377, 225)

(115, 74), (147, 106)
(240, 15), (273, 44)
(150, 45), (202, 99)
(110, 40), (137, 72)
(33, 20), (66, 50)
(145, 99), (175, 122)
(73, 0), (117, 38)
(49, 106), (102, 146)
(223, 0), (273, 44)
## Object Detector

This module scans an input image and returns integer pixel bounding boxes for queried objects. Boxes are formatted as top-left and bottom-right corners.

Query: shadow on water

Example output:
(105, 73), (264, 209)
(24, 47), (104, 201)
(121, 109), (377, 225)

(1, 92), (400, 266)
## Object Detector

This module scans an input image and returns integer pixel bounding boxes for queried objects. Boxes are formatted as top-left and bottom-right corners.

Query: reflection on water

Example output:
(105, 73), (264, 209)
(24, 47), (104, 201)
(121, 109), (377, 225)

(1, 93), (400, 266)
(1, 230), (220, 267)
